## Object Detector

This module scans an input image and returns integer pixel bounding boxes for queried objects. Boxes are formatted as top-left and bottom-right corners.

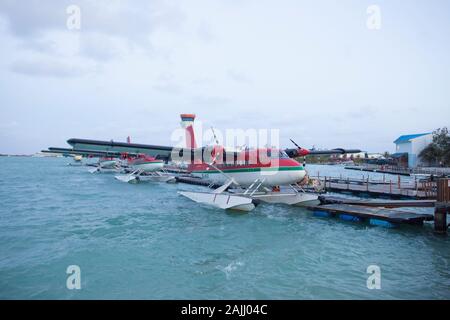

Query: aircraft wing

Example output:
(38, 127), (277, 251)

(43, 147), (145, 158)
(43, 138), (174, 161)
(44, 138), (361, 161)
(284, 148), (362, 158)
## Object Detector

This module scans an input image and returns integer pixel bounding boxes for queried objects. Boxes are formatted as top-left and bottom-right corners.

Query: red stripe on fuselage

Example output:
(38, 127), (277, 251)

(188, 157), (301, 172)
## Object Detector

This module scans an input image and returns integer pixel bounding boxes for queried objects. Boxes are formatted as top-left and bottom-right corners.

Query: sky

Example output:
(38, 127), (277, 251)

(0, 0), (449, 154)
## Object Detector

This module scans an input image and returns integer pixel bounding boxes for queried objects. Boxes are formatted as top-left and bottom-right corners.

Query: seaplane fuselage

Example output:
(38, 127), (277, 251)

(99, 157), (118, 169)
(179, 113), (307, 187)
(127, 154), (164, 173)
(189, 149), (306, 187)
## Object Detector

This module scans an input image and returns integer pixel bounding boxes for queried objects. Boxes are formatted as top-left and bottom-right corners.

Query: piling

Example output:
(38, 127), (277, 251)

(434, 178), (450, 234)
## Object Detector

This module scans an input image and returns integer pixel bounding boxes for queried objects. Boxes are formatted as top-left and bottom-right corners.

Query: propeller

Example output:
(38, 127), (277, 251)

(290, 139), (302, 149)
(209, 127), (223, 165)
(211, 127), (220, 146)
(290, 139), (309, 167)
(205, 126), (237, 185)
(290, 139), (310, 156)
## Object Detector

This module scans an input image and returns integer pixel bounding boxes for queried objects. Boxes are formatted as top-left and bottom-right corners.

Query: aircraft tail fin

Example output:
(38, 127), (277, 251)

(180, 114), (197, 149)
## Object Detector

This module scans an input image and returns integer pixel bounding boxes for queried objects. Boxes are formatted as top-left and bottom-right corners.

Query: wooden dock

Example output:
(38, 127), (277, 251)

(306, 203), (433, 226)
(318, 177), (436, 199)
(319, 195), (436, 208)
(345, 164), (450, 177)
(345, 165), (411, 176)
(175, 174), (442, 230)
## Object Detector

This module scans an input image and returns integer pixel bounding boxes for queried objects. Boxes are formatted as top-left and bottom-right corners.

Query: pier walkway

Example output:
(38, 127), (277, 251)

(319, 195), (436, 208)
(310, 175), (437, 199)
(306, 203), (433, 226)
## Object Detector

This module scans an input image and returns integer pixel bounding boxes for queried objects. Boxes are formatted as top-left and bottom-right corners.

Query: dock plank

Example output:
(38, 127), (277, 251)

(323, 181), (435, 199)
(307, 204), (433, 225)
(319, 196), (436, 208)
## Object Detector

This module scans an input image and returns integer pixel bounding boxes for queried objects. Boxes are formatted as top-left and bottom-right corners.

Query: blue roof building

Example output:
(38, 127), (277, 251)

(393, 132), (433, 168)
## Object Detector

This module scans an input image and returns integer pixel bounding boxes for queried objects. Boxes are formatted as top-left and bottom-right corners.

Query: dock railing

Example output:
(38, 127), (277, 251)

(346, 164), (450, 176)
(315, 173), (437, 199)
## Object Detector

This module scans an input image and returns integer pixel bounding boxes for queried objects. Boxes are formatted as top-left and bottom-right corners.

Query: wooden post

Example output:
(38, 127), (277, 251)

(434, 206), (447, 234)
(397, 175), (401, 189)
(435, 179), (449, 234)
(366, 176), (369, 191)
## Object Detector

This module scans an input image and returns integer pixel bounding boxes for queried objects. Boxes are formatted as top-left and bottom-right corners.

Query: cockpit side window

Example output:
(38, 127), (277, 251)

(279, 150), (289, 159)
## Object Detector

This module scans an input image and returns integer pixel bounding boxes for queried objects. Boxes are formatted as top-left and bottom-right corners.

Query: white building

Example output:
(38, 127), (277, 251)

(336, 151), (366, 159)
(393, 133), (433, 168)
(336, 152), (384, 160)
(367, 153), (385, 160)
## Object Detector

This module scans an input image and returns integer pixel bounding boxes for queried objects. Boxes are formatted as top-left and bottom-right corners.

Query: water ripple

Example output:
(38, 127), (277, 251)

(0, 158), (449, 299)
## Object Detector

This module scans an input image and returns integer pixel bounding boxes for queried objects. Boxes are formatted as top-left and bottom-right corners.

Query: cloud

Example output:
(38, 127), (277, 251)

(228, 69), (251, 84)
(191, 95), (231, 106)
(0, 0), (186, 76)
(0, 0), (183, 41)
(197, 21), (214, 43)
(192, 77), (215, 86)
(10, 57), (98, 78)
(0, 0), (65, 37)
(79, 32), (129, 61)
(0, 121), (19, 129)
(346, 105), (378, 119)
(153, 73), (182, 93)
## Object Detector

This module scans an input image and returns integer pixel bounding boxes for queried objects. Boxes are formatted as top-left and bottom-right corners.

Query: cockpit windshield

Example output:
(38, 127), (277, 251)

(265, 149), (290, 159)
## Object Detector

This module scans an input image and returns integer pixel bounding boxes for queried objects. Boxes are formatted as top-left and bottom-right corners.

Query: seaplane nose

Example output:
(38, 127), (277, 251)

(296, 167), (307, 182)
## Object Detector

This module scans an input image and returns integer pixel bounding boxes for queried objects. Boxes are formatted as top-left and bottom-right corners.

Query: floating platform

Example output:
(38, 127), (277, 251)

(319, 195), (436, 208)
(306, 203), (433, 226)
(345, 165), (411, 176)
(321, 179), (435, 199)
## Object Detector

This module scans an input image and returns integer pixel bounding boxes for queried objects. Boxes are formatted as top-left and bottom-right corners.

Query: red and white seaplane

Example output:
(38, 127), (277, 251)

(44, 113), (360, 211)
(176, 114), (320, 211)
(114, 153), (174, 183)
(88, 156), (121, 173)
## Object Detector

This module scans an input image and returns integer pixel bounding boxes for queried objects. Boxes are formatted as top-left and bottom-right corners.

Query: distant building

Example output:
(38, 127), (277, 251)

(336, 152), (384, 160)
(336, 152), (366, 159)
(367, 153), (385, 160)
(393, 133), (433, 168)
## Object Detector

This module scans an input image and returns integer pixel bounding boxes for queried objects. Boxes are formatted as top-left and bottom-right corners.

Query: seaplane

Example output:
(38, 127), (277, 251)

(67, 154), (84, 166)
(43, 114), (361, 211)
(174, 114), (323, 211)
(114, 153), (175, 183)
(88, 156), (122, 173)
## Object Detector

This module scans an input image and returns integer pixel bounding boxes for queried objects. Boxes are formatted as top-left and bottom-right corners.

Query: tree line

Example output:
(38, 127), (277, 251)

(419, 128), (450, 166)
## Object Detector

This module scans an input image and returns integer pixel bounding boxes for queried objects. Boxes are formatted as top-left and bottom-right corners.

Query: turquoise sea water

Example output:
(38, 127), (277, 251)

(0, 157), (449, 299)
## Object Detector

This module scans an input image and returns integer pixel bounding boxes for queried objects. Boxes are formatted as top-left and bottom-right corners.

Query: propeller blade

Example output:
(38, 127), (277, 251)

(290, 139), (302, 150)
(211, 127), (220, 145)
